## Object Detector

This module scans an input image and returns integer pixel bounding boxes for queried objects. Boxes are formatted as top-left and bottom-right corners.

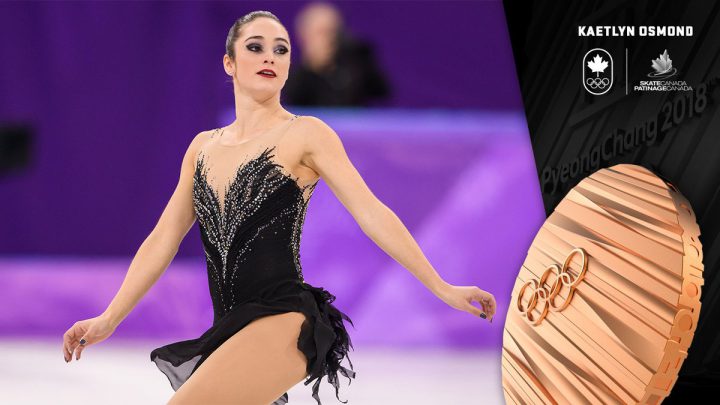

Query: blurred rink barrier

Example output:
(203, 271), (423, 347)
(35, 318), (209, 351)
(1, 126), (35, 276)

(0, 108), (545, 350)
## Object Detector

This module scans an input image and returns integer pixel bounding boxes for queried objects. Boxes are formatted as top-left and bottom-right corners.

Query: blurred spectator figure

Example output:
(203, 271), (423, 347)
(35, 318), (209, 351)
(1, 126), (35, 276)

(283, 2), (391, 106)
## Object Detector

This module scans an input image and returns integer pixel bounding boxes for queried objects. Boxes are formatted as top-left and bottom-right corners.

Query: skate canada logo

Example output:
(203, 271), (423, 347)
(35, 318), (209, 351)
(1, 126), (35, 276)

(634, 49), (692, 91)
(583, 48), (613, 95)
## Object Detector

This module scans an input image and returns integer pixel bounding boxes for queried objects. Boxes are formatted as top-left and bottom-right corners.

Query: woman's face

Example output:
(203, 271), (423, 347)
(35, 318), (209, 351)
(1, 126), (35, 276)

(226, 18), (291, 98)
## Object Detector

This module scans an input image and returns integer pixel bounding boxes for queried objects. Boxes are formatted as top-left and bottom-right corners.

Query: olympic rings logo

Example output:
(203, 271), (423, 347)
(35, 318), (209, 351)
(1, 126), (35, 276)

(585, 78), (610, 89)
(516, 247), (588, 326)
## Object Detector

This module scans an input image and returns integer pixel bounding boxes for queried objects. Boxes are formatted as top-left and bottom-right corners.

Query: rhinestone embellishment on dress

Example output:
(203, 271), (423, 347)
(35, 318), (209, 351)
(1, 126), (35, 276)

(192, 143), (319, 317)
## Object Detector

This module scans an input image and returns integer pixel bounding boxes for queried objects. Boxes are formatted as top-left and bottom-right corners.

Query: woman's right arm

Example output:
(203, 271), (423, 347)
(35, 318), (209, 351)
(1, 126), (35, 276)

(63, 131), (206, 362)
(100, 131), (207, 327)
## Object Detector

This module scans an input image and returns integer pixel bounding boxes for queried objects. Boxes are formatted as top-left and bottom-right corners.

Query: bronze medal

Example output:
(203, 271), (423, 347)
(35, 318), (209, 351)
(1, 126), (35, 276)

(502, 164), (703, 404)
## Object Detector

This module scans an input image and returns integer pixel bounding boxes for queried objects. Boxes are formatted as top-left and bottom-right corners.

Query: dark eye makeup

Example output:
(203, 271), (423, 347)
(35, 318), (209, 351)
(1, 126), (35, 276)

(246, 43), (289, 54)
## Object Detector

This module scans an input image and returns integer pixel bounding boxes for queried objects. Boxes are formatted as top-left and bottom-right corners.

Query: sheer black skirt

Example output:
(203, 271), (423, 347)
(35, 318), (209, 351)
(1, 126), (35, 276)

(150, 282), (356, 405)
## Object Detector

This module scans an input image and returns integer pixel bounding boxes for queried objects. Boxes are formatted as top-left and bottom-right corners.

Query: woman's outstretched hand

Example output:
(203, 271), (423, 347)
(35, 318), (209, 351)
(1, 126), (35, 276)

(437, 284), (497, 322)
(62, 315), (117, 362)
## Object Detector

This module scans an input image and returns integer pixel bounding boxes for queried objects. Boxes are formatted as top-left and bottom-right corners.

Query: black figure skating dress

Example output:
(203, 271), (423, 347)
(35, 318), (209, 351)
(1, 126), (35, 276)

(150, 115), (355, 405)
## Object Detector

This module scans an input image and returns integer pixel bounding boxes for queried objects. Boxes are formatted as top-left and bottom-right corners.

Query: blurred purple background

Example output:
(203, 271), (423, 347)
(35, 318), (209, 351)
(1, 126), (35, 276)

(0, 1), (542, 351)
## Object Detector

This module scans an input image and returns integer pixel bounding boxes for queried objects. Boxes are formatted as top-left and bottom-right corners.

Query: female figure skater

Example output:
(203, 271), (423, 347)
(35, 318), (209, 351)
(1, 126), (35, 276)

(62, 10), (497, 405)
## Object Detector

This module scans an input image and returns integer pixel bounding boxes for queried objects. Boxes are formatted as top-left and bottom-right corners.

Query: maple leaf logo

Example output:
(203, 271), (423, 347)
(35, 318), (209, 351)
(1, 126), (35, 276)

(651, 49), (673, 74)
(587, 54), (608, 77)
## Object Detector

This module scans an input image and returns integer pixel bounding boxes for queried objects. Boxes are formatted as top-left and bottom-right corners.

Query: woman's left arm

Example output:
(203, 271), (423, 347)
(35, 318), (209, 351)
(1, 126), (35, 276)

(300, 117), (496, 321)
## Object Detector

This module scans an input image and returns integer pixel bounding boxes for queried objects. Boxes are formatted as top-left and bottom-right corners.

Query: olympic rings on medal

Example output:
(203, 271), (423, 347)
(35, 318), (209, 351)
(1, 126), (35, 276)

(516, 247), (588, 326)
(585, 78), (610, 89)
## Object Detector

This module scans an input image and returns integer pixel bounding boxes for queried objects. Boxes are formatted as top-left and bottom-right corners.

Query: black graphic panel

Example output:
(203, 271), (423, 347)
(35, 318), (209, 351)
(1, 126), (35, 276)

(503, 0), (720, 399)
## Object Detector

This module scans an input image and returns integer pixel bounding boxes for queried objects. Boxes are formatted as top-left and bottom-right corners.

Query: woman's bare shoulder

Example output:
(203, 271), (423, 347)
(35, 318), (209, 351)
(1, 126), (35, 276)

(294, 114), (329, 130)
(189, 128), (219, 151)
(293, 115), (339, 144)
(197, 128), (222, 143)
